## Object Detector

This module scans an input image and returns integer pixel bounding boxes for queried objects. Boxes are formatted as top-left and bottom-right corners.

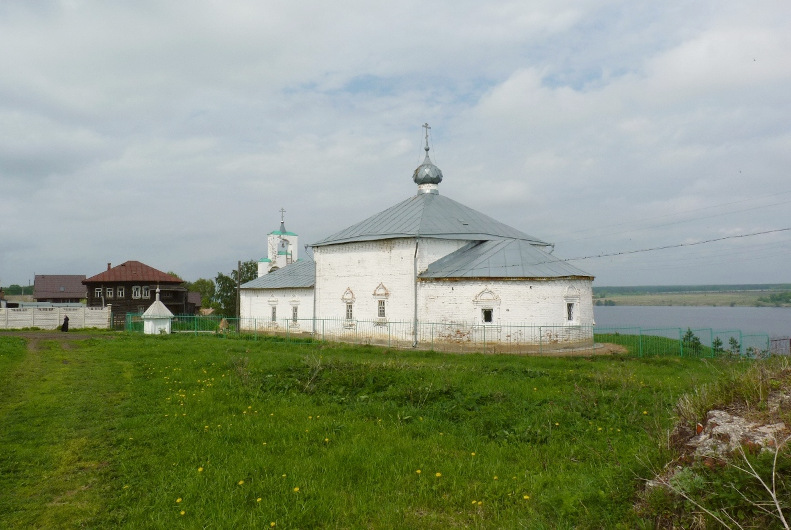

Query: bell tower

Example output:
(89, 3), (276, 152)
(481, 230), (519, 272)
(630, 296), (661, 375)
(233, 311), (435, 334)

(258, 208), (299, 277)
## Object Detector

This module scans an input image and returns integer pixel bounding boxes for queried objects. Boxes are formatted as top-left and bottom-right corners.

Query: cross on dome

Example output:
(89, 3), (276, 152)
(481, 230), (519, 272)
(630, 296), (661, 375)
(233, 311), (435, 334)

(412, 122), (443, 192)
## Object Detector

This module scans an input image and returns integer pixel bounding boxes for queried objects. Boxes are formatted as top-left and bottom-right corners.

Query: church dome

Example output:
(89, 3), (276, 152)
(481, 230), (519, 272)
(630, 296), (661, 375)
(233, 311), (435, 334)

(412, 147), (444, 186)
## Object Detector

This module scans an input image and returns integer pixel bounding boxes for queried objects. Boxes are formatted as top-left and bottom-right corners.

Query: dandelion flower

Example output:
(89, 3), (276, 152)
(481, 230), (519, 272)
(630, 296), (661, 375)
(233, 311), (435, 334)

(470, 452), (475, 456)
(493, 476), (498, 480)
(416, 470), (421, 474)
(472, 500), (477, 504)
(176, 498), (182, 503)
(270, 523), (276, 527)
(477, 501), (482, 506)
(435, 472), (441, 478)
(198, 467), (203, 472)
(324, 438), (329, 443)
(293, 487), (299, 492)
(554, 422), (559, 426)
(643, 410), (648, 415)
(257, 498), (262, 502)
(238, 480), (244, 486)
(524, 495), (530, 500)
(180, 510), (185, 515)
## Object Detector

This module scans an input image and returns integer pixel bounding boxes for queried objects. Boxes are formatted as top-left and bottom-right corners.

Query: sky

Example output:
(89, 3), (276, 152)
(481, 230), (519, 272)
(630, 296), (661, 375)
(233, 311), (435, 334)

(1, 1), (790, 287)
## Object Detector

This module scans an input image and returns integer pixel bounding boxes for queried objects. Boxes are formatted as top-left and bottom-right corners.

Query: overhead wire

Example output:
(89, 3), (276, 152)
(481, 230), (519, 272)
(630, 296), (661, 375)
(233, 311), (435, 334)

(561, 227), (791, 264)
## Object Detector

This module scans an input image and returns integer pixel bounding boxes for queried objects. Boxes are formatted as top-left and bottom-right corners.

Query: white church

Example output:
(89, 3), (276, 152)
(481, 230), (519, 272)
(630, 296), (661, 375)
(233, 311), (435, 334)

(240, 126), (595, 350)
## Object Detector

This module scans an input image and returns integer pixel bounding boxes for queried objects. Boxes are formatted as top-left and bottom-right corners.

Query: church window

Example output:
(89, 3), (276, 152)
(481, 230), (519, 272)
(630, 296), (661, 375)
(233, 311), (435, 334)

(106, 288), (114, 299)
(346, 303), (354, 320)
(563, 286), (580, 324)
(94, 288), (102, 298)
(482, 308), (493, 323)
(292, 306), (298, 323)
(378, 300), (386, 318)
(117, 287), (125, 298)
(142, 286), (150, 299)
(271, 306), (277, 322)
(132, 286), (141, 299)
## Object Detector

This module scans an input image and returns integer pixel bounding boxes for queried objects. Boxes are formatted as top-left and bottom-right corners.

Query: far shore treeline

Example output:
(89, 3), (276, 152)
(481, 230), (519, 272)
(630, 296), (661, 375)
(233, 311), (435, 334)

(594, 284), (791, 307)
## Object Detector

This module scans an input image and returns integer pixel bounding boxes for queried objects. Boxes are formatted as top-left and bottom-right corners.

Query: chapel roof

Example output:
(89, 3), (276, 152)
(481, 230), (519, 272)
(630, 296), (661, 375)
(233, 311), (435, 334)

(241, 259), (315, 290)
(311, 192), (550, 247)
(419, 239), (592, 279)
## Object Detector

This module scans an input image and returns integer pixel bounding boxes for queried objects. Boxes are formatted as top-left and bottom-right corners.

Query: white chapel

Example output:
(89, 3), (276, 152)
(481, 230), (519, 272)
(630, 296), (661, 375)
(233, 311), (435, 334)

(240, 125), (595, 349)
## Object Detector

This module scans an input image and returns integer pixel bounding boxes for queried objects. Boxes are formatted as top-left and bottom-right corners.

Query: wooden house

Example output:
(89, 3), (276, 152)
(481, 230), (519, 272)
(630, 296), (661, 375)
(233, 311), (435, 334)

(83, 261), (193, 328)
(33, 275), (87, 303)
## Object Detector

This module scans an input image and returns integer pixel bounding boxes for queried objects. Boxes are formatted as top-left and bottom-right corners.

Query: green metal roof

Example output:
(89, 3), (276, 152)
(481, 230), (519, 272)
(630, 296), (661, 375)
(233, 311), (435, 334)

(312, 192), (550, 247)
(241, 260), (315, 289)
(420, 239), (592, 279)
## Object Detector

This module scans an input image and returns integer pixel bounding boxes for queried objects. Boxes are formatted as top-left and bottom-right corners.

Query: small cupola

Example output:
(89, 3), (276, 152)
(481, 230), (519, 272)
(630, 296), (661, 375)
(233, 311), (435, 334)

(413, 123), (443, 194)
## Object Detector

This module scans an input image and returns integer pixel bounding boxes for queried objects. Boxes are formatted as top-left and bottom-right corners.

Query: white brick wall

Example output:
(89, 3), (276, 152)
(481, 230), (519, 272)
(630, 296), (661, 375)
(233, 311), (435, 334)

(419, 278), (594, 327)
(240, 287), (314, 330)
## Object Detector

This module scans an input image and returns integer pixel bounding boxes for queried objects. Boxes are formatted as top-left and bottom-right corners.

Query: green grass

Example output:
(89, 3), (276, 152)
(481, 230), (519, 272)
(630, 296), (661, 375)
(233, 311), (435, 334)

(0, 333), (748, 528)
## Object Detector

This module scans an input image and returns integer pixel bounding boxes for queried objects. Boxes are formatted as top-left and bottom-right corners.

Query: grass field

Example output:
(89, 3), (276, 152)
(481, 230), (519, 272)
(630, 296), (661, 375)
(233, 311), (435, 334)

(0, 332), (751, 528)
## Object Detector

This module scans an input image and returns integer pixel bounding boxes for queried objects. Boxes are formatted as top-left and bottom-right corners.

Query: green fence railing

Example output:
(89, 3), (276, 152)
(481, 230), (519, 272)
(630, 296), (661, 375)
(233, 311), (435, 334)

(125, 314), (772, 357)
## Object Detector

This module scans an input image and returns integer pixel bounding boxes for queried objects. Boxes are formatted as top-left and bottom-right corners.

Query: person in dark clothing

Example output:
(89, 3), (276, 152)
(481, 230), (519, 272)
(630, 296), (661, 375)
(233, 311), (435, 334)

(61, 315), (69, 332)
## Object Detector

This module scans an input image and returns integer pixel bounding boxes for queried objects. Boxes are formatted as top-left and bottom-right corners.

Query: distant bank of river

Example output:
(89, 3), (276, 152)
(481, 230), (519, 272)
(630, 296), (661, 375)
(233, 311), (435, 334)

(593, 306), (791, 338)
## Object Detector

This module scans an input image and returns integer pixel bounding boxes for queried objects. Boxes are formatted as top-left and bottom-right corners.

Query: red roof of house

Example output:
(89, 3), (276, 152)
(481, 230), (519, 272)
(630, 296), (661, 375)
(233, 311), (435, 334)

(33, 275), (87, 300)
(83, 261), (183, 284)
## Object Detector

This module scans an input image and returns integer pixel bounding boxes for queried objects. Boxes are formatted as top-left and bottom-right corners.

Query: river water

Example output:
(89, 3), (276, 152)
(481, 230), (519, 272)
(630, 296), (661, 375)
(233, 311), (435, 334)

(593, 306), (791, 338)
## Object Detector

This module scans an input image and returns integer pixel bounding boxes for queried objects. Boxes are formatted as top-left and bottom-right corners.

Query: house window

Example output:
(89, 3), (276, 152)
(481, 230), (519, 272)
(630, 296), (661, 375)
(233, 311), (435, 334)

(271, 306), (277, 322)
(117, 286), (125, 298)
(566, 303), (575, 322)
(346, 303), (354, 320)
(94, 288), (102, 298)
(378, 299), (386, 318)
(142, 286), (150, 299)
(138, 306), (145, 313)
(292, 306), (298, 323)
(132, 286), (141, 299)
(482, 308), (493, 323)
(106, 287), (114, 299)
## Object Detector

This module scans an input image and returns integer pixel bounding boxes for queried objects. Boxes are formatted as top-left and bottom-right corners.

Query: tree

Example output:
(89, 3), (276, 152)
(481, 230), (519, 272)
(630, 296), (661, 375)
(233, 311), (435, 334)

(682, 328), (702, 356)
(712, 336), (723, 356)
(191, 278), (216, 309)
(214, 260), (257, 316)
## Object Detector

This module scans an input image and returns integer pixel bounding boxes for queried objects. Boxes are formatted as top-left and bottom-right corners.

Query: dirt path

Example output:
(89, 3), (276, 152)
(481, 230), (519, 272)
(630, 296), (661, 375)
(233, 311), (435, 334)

(0, 331), (96, 351)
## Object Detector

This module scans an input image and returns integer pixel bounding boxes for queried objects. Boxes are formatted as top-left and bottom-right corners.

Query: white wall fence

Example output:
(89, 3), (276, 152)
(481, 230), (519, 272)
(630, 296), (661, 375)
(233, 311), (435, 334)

(0, 306), (112, 330)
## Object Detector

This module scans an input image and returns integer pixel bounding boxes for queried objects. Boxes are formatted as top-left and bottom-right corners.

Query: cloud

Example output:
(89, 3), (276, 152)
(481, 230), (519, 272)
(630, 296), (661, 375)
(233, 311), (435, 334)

(1, 1), (789, 286)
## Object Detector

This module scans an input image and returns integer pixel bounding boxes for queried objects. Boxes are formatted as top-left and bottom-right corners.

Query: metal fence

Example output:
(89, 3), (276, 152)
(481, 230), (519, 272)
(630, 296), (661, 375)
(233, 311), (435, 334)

(125, 314), (775, 357)
(593, 326), (772, 358)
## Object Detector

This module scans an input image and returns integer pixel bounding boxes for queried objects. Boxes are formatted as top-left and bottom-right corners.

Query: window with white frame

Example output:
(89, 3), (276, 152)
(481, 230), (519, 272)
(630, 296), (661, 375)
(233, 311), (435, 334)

(106, 287), (114, 299)
(132, 286), (141, 299)
(292, 306), (298, 323)
(563, 285), (581, 325)
(271, 306), (277, 322)
(142, 286), (150, 299)
(378, 299), (386, 318)
(346, 303), (353, 320)
(473, 288), (500, 325)
(117, 286), (125, 298)
(94, 288), (102, 298)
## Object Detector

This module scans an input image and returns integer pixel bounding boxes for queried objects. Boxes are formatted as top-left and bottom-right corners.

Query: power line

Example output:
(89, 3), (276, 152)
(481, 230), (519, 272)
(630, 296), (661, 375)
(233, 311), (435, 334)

(564, 227), (791, 263)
